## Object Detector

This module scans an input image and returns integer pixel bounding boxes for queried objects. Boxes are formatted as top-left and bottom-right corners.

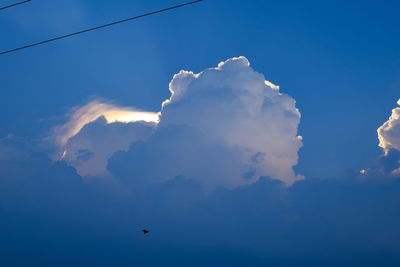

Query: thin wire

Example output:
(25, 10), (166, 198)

(0, 0), (31, 11)
(0, 0), (203, 55)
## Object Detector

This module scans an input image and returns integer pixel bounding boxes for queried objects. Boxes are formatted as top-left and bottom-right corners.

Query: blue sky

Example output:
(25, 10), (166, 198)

(1, 0), (400, 266)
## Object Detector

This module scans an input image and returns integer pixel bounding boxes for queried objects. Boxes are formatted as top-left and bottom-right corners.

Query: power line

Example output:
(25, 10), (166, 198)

(0, 0), (31, 11)
(0, 0), (203, 55)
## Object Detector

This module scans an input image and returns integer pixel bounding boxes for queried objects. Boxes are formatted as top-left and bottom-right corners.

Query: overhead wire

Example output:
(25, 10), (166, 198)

(0, 0), (31, 11)
(0, 0), (203, 55)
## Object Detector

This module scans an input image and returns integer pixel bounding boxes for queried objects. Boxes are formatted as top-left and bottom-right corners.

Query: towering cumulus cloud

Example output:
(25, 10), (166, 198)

(108, 57), (303, 189)
(55, 57), (303, 187)
(160, 57), (303, 185)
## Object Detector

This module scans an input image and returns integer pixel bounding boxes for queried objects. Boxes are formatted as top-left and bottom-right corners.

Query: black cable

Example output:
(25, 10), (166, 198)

(0, 0), (203, 55)
(0, 0), (31, 11)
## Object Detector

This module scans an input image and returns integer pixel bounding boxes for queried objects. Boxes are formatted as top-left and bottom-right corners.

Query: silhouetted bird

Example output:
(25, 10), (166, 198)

(142, 229), (149, 234)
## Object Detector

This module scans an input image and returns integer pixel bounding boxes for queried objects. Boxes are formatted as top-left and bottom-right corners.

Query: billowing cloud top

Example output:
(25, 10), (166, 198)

(160, 56), (303, 185)
(378, 99), (400, 154)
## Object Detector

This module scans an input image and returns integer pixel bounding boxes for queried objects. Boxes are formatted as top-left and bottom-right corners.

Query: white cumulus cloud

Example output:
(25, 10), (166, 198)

(160, 56), (303, 185)
(54, 57), (304, 187)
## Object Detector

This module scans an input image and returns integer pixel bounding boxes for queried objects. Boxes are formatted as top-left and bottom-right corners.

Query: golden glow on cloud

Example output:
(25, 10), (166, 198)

(54, 101), (159, 147)
(104, 110), (159, 124)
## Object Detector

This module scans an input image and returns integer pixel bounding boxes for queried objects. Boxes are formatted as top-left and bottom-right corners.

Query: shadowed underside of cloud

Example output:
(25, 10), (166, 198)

(64, 117), (155, 177)
(1, 137), (400, 266)
(107, 124), (248, 191)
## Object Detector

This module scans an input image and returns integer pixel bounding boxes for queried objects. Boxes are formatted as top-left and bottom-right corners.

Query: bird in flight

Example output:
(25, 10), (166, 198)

(142, 229), (149, 234)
